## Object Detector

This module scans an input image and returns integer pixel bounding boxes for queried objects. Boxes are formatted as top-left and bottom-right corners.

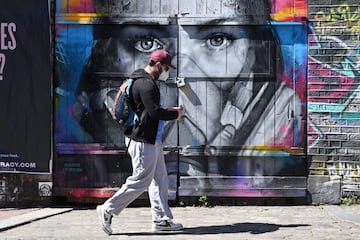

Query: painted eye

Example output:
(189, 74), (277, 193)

(205, 33), (232, 51)
(133, 37), (163, 53)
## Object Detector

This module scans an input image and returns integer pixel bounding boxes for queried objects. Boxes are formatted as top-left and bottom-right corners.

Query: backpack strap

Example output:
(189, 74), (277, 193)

(125, 78), (133, 95)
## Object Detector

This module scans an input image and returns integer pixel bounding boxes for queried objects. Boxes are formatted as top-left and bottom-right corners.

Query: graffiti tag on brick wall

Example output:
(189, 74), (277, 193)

(327, 162), (360, 177)
(309, 1), (360, 184)
(315, 4), (360, 35)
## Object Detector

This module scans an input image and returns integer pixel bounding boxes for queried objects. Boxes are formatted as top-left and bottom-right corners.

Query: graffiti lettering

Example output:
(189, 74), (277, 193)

(315, 4), (360, 34)
(327, 162), (360, 176)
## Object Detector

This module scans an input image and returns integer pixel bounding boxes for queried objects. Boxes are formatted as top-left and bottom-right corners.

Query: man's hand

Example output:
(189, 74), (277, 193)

(169, 106), (184, 121)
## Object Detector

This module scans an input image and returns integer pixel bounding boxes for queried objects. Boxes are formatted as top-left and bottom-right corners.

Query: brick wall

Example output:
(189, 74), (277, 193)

(308, 0), (360, 202)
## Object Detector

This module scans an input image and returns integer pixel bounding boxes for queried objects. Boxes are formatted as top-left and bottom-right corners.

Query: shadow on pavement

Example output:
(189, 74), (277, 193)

(115, 222), (311, 236)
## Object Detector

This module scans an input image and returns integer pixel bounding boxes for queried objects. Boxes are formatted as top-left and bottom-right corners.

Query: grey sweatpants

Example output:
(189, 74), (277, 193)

(102, 138), (173, 222)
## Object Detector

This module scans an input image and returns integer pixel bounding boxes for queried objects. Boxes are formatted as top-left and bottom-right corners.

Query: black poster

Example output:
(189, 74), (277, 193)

(0, 0), (51, 173)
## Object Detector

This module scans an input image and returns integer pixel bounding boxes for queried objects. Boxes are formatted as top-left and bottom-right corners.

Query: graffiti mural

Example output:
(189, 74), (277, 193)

(308, 2), (360, 194)
(54, 0), (307, 199)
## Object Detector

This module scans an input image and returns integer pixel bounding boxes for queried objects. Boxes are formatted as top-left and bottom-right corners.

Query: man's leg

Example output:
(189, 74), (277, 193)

(97, 140), (157, 234)
(102, 140), (157, 215)
(148, 141), (173, 221)
(149, 142), (183, 231)
(148, 142), (183, 231)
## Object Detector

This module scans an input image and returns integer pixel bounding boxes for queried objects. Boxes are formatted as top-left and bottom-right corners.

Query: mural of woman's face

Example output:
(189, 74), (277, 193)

(92, 25), (177, 77)
(179, 25), (252, 90)
(54, 0), (307, 198)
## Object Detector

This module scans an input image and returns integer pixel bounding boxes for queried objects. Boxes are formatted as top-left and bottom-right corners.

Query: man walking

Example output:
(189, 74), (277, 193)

(97, 49), (184, 235)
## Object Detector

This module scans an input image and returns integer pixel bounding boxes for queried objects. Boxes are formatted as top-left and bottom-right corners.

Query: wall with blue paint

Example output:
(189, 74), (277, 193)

(1, 0), (357, 205)
(53, 0), (308, 201)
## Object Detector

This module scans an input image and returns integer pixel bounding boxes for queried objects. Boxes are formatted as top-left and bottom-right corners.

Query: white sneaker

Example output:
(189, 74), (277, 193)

(96, 205), (113, 235)
(152, 220), (184, 231)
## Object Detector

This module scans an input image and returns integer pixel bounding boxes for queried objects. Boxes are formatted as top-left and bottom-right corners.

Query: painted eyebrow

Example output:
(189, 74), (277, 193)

(183, 25), (247, 40)
(124, 26), (174, 38)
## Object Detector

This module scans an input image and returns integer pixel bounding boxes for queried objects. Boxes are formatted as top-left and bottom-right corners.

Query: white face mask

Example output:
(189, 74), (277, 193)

(158, 69), (169, 81)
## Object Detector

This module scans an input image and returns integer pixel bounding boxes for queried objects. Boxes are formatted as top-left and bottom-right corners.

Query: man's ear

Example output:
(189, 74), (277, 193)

(155, 62), (162, 72)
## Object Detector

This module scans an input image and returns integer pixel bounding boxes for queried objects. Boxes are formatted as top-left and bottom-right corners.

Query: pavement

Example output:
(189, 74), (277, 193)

(0, 204), (360, 239)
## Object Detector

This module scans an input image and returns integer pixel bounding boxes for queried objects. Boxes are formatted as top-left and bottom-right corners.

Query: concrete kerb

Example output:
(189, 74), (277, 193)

(0, 208), (73, 232)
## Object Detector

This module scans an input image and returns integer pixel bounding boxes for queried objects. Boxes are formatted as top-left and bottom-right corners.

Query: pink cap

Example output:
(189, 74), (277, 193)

(150, 50), (176, 69)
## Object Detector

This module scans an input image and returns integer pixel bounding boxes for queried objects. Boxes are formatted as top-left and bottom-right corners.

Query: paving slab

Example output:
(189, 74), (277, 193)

(324, 205), (360, 225)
